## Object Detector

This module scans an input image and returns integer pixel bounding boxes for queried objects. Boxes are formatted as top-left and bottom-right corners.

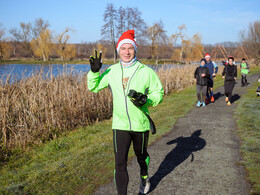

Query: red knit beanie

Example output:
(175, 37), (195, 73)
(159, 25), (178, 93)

(116, 30), (137, 53)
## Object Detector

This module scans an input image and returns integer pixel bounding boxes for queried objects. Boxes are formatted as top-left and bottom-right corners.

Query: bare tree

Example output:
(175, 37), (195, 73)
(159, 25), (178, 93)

(190, 34), (204, 61)
(9, 18), (49, 58)
(101, 3), (117, 62)
(10, 22), (32, 42)
(170, 24), (186, 61)
(240, 20), (260, 64)
(147, 20), (167, 62)
(0, 24), (4, 40)
(102, 4), (148, 62)
(10, 22), (32, 56)
(116, 6), (126, 39)
(56, 28), (76, 61)
(125, 7), (147, 44)
(0, 24), (11, 60)
(32, 18), (49, 39)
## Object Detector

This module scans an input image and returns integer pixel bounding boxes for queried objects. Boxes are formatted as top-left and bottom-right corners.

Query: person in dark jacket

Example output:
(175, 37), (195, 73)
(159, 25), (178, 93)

(222, 55), (236, 66)
(194, 58), (210, 107)
(222, 56), (237, 106)
(205, 53), (218, 103)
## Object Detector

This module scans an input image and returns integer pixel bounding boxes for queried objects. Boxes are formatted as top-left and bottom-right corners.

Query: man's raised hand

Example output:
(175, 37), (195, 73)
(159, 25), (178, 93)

(89, 50), (102, 73)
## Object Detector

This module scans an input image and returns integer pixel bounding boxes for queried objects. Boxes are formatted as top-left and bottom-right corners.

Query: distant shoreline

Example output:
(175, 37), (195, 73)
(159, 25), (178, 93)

(0, 59), (186, 65)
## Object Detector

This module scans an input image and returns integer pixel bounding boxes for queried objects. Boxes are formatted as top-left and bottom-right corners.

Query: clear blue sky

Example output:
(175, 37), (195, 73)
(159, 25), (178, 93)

(1, 0), (259, 44)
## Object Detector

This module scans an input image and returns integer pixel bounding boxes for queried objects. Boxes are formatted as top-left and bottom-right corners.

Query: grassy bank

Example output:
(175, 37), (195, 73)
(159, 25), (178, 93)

(0, 72), (226, 194)
(234, 80), (260, 194)
(0, 70), (113, 160)
(0, 65), (195, 160)
(0, 65), (258, 194)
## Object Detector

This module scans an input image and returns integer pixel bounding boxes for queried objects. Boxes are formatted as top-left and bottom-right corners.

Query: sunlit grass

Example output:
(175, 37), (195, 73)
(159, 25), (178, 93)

(0, 71), (228, 194)
(0, 65), (258, 194)
(234, 80), (260, 194)
(0, 64), (197, 159)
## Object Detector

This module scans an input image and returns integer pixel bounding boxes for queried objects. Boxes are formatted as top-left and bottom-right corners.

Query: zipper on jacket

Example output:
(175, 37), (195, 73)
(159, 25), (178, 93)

(121, 65), (139, 130)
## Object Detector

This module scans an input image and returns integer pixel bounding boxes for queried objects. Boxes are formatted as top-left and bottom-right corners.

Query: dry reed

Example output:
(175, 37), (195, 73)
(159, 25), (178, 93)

(0, 68), (113, 159)
(0, 64), (220, 159)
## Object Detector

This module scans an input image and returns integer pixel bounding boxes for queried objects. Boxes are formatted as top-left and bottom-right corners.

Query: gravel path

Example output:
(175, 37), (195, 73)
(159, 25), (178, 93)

(94, 73), (259, 195)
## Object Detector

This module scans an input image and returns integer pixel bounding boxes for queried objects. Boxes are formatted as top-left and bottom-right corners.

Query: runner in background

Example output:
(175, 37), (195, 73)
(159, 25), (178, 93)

(222, 56), (237, 106)
(194, 58), (210, 107)
(204, 53), (218, 104)
(222, 55), (236, 66)
(240, 58), (249, 87)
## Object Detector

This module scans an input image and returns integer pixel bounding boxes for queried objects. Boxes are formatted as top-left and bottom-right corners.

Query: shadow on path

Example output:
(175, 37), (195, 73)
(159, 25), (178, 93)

(148, 130), (206, 193)
(213, 92), (223, 102)
(231, 94), (240, 103)
(212, 92), (240, 104)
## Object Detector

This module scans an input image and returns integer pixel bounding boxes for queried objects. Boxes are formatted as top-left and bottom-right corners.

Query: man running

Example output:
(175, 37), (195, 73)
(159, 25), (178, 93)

(240, 58), (249, 87)
(204, 53), (218, 103)
(222, 56), (237, 105)
(87, 30), (164, 195)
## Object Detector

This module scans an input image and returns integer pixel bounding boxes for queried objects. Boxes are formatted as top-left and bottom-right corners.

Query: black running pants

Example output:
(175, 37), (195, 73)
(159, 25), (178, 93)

(113, 129), (150, 195)
(224, 80), (235, 101)
(241, 74), (247, 86)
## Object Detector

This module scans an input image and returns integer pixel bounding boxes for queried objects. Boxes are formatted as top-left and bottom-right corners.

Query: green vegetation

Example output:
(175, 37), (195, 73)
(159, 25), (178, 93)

(0, 64), (194, 158)
(234, 81), (260, 194)
(0, 66), (259, 194)
(0, 75), (224, 194)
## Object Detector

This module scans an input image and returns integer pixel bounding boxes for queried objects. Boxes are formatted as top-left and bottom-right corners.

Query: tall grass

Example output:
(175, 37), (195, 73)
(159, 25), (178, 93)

(0, 68), (113, 160)
(0, 64), (223, 160)
(158, 65), (197, 95)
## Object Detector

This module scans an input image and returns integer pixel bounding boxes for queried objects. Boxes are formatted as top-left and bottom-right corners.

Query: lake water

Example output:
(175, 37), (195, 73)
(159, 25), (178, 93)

(0, 63), (184, 84)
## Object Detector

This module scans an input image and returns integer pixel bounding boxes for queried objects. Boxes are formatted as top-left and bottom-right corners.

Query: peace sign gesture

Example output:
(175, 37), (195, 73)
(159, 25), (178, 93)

(89, 49), (102, 73)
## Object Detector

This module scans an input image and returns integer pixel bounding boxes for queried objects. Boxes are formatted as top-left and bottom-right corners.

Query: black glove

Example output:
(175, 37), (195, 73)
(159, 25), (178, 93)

(128, 90), (147, 107)
(89, 50), (102, 73)
(128, 89), (156, 134)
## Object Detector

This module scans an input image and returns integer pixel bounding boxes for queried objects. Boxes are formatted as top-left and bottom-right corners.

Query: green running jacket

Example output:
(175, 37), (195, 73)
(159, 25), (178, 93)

(240, 62), (249, 75)
(87, 61), (164, 132)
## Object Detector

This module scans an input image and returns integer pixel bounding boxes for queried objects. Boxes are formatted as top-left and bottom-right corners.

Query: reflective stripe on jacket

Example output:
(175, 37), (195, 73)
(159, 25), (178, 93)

(87, 61), (164, 132)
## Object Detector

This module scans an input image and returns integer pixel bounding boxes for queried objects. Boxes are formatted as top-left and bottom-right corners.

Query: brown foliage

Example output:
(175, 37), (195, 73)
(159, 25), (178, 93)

(96, 43), (107, 59)
(0, 68), (112, 159)
(158, 65), (196, 95)
(0, 65), (199, 158)
(0, 41), (11, 60)
(56, 28), (77, 61)
(147, 21), (167, 59)
(0, 25), (11, 60)
(30, 29), (53, 61)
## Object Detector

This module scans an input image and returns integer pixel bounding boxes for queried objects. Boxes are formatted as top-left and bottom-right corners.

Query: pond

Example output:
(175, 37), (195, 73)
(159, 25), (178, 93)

(0, 63), (185, 84)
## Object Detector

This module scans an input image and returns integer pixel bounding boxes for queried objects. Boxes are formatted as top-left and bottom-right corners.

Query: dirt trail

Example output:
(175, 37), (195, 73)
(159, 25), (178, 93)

(94, 73), (259, 195)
